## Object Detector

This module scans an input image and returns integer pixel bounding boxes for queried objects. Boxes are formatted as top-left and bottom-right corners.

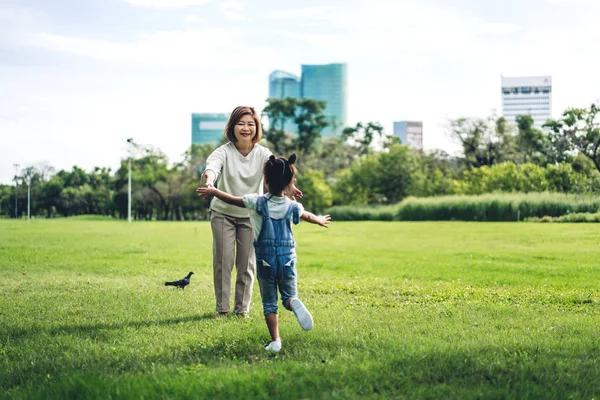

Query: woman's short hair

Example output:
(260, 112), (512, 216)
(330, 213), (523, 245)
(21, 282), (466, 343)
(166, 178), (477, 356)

(224, 106), (262, 143)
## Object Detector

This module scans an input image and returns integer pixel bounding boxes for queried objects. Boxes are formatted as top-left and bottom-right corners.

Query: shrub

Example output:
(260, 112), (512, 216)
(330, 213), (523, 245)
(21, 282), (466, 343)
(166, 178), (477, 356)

(326, 192), (600, 221)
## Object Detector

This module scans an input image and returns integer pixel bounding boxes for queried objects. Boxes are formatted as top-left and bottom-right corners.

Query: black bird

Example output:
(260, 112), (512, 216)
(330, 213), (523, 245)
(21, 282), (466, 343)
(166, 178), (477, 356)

(164, 272), (194, 290)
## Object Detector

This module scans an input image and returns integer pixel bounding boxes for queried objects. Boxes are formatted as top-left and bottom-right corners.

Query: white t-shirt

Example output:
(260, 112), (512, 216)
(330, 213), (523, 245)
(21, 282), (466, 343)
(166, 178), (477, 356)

(204, 142), (272, 218)
(242, 194), (305, 240)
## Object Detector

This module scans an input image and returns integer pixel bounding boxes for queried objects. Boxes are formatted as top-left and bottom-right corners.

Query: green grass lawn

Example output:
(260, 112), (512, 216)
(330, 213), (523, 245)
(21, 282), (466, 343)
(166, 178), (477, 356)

(1, 219), (599, 399)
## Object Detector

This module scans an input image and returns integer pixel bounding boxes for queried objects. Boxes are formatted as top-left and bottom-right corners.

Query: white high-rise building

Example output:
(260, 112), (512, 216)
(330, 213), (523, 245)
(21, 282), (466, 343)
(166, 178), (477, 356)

(501, 75), (552, 129)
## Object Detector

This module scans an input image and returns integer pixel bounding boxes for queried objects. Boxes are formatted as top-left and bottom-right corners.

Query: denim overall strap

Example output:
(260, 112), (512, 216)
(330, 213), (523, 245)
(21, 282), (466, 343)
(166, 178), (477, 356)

(284, 203), (300, 225)
(256, 195), (269, 218)
(255, 195), (273, 243)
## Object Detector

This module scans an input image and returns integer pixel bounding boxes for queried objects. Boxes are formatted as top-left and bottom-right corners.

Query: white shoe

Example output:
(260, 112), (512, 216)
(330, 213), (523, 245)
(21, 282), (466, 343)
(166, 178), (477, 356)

(265, 339), (282, 352)
(290, 298), (313, 331)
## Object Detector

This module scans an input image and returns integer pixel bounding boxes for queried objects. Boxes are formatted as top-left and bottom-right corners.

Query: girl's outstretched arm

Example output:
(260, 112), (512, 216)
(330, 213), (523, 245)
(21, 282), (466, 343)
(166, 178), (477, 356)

(300, 211), (331, 228)
(196, 186), (246, 208)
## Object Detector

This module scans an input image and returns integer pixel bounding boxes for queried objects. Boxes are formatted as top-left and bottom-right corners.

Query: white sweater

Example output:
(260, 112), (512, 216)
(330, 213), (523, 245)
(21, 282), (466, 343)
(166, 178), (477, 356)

(204, 142), (272, 218)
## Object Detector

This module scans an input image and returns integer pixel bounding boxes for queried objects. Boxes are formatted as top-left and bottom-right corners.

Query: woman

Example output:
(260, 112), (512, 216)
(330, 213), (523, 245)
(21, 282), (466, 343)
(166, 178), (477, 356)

(198, 106), (300, 318)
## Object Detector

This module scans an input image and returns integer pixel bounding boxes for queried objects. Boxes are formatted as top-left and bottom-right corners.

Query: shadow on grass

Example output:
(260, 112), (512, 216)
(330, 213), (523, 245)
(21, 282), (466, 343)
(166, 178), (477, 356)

(5, 338), (600, 400)
(3, 313), (216, 341)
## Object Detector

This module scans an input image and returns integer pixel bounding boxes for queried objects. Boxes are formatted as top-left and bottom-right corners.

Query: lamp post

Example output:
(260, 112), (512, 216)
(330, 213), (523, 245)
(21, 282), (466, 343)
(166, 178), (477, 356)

(13, 163), (19, 219)
(126, 138), (133, 223)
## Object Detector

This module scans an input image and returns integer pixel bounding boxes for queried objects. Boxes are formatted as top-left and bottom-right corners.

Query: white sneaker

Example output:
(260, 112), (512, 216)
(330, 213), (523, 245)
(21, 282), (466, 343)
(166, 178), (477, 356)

(290, 298), (313, 331)
(265, 339), (282, 352)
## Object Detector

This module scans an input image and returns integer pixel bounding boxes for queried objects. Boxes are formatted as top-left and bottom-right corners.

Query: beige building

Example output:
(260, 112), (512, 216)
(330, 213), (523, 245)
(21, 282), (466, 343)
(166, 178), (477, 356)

(393, 121), (423, 150)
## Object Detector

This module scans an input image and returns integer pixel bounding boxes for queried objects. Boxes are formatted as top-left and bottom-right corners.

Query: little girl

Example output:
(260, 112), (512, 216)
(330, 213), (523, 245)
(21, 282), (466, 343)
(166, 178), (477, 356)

(197, 154), (331, 352)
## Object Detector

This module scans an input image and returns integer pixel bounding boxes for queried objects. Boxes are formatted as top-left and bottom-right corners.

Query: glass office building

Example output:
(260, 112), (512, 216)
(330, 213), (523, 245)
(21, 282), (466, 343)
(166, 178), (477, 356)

(301, 63), (348, 137)
(191, 113), (228, 145)
(268, 70), (301, 134)
(269, 70), (301, 99)
(393, 121), (423, 150)
(501, 76), (552, 129)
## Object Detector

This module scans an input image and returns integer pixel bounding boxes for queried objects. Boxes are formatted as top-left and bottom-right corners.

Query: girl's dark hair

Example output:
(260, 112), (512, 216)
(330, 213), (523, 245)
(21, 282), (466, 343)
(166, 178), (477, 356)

(224, 106), (262, 143)
(264, 154), (297, 196)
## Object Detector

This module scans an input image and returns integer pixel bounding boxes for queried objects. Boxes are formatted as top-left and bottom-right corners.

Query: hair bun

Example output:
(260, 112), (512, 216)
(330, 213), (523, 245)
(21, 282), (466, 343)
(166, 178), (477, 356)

(288, 154), (297, 165)
(269, 155), (276, 164)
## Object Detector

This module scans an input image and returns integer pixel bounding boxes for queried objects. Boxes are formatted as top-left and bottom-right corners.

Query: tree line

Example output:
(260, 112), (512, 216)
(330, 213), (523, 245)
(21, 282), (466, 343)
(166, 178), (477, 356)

(1, 99), (599, 219)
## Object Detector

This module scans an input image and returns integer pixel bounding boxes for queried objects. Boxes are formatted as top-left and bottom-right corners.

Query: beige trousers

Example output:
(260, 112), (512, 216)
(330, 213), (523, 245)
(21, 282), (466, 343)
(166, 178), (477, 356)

(210, 211), (256, 314)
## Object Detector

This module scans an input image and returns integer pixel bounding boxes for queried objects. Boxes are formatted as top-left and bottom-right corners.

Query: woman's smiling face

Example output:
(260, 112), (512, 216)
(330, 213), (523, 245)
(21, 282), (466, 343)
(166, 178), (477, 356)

(233, 114), (256, 145)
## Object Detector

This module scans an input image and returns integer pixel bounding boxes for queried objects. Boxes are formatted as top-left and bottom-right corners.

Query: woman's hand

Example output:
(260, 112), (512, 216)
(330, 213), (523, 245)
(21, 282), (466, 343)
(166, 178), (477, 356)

(291, 185), (303, 199)
(285, 178), (303, 200)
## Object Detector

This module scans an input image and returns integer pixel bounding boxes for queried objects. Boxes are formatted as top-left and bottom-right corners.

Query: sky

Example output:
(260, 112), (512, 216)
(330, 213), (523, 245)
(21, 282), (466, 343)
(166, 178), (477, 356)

(1, 0), (600, 184)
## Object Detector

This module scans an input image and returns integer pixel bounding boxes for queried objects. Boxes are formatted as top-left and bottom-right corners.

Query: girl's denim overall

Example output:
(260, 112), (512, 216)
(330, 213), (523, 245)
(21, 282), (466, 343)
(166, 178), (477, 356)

(254, 195), (300, 315)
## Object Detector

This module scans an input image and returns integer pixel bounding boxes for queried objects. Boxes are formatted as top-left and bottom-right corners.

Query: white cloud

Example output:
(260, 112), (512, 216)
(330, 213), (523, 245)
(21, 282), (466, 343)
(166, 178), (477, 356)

(272, 29), (348, 47)
(123, 0), (213, 8)
(267, 7), (330, 20)
(475, 21), (522, 35)
(26, 28), (263, 69)
(0, 5), (49, 46)
(219, 1), (247, 21)
(183, 14), (201, 23)
(542, 0), (599, 7)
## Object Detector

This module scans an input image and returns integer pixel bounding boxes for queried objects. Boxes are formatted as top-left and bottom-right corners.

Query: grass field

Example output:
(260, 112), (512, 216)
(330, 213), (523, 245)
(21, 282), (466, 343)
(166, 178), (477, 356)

(1, 219), (599, 399)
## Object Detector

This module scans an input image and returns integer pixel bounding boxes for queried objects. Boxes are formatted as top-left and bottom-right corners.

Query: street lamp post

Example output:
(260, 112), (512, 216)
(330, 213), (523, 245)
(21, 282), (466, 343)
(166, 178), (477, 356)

(13, 163), (19, 219)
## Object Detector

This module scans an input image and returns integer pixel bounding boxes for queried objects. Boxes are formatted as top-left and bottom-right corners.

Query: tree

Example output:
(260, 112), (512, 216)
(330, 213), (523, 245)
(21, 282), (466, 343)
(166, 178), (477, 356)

(448, 115), (513, 169)
(545, 163), (592, 193)
(409, 150), (457, 197)
(515, 115), (552, 165)
(543, 119), (573, 164)
(41, 175), (64, 217)
(341, 121), (386, 155)
(262, 97), (297, 154)
(301, 122), (390, 185)
(332, 157), (377, 205)
(374, 145), (420, 203)
(544, 104), (600, 174)
(262, 97), (329, 156)
(0, 185), (12, 216)
(295, 168), (333, 213)
(301, 136), (359, 184)
(114, 143), (173, 220)
(176, 143), (215, 220)
(333, 144), (419, 205)
(292, 98), (329, 155)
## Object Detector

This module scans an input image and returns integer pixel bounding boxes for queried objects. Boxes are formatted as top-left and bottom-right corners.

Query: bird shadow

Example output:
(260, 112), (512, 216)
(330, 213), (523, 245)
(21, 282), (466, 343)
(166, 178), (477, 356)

(4, 313), (216, 342)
